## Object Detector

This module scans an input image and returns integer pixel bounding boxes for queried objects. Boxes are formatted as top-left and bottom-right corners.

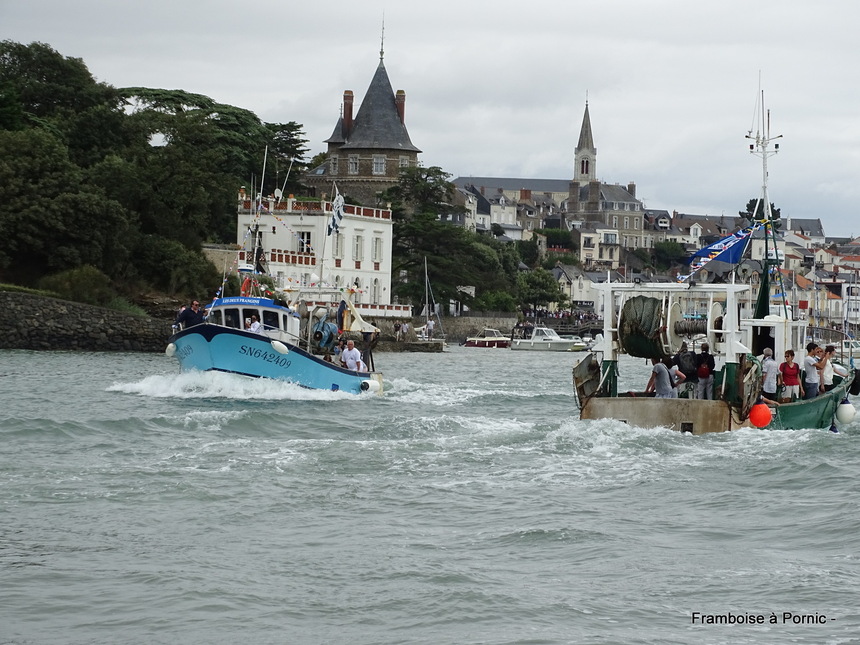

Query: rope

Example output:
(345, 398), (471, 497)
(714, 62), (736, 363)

(619, 296), (667, 359)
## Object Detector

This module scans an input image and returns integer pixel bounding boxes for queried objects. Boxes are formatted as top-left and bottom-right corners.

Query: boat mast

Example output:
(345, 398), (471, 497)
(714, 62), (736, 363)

(746, 90), (786, 320)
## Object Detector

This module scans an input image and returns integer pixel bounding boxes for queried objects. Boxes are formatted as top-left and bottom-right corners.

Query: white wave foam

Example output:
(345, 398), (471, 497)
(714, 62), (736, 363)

(107, 370), (358, 402)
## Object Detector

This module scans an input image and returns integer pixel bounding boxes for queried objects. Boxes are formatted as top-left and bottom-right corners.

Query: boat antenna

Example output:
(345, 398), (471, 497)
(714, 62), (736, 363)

(745, 90), (787, 319)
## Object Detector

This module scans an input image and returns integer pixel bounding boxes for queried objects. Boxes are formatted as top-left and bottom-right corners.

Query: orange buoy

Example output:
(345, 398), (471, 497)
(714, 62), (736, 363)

(241, 277), (251, 296)
(749, 402), (772, 428)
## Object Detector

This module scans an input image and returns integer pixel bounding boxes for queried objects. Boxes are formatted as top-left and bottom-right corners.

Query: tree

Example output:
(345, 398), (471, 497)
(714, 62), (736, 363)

(517, 268), (566, 311)
(653, 241), (686, 271)
(740, 198), (781, 221)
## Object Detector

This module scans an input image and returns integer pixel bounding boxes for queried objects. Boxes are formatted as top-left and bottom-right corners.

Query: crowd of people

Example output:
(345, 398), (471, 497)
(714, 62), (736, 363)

(646, 342), (715, 399)
(648, 340), (842, 404)
(521, 308), (600, 323)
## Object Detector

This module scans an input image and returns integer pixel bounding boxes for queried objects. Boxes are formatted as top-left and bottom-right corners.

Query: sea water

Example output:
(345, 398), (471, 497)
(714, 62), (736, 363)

(2, 347), (860, 644)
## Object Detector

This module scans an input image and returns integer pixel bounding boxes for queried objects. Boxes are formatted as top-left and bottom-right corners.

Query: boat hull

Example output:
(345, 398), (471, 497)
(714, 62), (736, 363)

(581, 396), (742, 434)
(511, 339), (580, 351)
(167, 324), (382, 395)
(463, 339), (511, 348)
(770, 380), (852, 429)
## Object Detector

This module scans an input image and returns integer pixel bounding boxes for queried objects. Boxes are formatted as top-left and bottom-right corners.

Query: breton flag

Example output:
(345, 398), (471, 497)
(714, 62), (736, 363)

(328, 184), (345, 236)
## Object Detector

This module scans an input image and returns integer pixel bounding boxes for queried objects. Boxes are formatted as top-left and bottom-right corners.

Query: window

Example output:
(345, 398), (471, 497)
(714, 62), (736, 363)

(334, 232), (344, 259)
(372, 236), (383, 262)
(612, 216), (618, 228)
(298, 231), (311, 253)
(330, 156), (338, 175)
(399, 156), (409, 168)
(348, 155), (358, 175)
(262, 311), (280, 332)
(583, 236), (594, 249)
(603, 233), (617, 245)
(372, 155), (386, 175)
(624, 217), (629, 230)
(353, 234), (364, 261)
(580, 158), (589, 175)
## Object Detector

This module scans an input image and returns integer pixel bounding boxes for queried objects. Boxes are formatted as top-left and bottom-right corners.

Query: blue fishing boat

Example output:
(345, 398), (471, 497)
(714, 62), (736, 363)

(165, 171), (383, 395)
(166, 293), (382, 395)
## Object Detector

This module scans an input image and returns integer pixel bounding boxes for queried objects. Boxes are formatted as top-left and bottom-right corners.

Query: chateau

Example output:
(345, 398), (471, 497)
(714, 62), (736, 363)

(304, 48), (421, 206)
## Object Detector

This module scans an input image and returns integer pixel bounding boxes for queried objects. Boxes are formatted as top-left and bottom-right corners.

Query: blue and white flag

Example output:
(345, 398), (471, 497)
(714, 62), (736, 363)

(677, 222), (761, 282)
(327, 184), (345, 236)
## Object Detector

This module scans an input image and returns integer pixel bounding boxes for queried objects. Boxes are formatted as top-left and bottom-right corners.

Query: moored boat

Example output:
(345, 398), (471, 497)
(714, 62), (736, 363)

(511, 325), (583, 351)
(463, 328), (511, 348)
(572, 97), (856, 433)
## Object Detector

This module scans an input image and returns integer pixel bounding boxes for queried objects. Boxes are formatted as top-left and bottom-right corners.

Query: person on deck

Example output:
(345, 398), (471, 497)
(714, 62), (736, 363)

(821, 345), (837, 392)
(646, 357), (685, 399)
(695, 343), (716, 400)
(673, 342), (699, 399)
(761, 347), (780, 401)
(248, 314), (262, 334)
(803, 342), (827, 399)
(340, 340), (363, 371)
(174, 300), (206, 329)
(778, 349), (803, 402)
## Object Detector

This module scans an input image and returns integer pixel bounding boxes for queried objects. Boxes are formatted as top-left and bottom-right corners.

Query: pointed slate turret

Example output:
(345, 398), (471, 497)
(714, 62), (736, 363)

(341, 60), (420, 152)
(304, 53), (422, 205)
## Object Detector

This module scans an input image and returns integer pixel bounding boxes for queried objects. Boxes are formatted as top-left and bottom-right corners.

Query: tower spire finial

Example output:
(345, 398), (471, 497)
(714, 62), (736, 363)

(380, 12), (385, 60)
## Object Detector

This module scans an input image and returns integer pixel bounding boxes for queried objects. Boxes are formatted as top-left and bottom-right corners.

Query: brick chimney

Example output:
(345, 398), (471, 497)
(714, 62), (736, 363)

(627, 182), (636, 198)
(343, 90), (354, 137)
(395, 90), (406, 124)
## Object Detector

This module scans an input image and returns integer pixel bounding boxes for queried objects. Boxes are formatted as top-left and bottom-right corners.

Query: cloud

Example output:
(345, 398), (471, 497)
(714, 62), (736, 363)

(5, 0), (860, 236)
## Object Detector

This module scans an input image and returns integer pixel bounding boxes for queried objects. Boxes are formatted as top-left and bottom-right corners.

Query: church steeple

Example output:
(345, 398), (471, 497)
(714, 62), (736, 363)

(574, 101), (597, 182)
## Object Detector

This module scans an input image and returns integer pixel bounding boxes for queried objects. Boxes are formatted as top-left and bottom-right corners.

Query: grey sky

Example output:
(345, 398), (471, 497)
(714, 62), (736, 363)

(4, 0), (859, 237)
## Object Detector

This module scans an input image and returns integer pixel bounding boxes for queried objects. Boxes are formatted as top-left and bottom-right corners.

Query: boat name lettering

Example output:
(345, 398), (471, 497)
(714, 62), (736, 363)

(239, 345), (291, 368)
(177, 345), (193, 358)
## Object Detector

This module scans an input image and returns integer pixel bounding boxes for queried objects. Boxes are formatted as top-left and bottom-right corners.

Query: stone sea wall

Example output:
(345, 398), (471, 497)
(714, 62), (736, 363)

(0, 292), (174, 353)
(0, 292), (519, 352)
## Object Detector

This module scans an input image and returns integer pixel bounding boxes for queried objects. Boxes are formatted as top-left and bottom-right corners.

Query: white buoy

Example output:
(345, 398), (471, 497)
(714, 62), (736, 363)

(165, 343), (176, 357)
(271, 340), (289, 355)
(835, 400), (856, 424)
(360, 379), (381, 393)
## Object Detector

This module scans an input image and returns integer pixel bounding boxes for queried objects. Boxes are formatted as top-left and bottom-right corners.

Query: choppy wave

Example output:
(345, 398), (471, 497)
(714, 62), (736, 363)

(4, 348), (860, 644)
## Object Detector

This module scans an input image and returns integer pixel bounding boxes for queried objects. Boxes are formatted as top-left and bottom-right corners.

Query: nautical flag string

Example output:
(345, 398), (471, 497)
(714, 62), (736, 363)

(677, 221), (763, 282)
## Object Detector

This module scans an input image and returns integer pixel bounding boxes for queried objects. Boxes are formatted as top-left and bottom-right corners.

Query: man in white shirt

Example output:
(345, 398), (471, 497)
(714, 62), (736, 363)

(340, 340), (364, 371)
(761, 347), (779, 400)
(803, 342), (827, 399)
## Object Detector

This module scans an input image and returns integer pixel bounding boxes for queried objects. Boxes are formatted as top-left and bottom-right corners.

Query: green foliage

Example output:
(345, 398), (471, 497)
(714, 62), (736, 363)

(0, 283), (60, 297)
(516, 237), (539, 267)
(517, 268), (567, 310)
(741, 198), (781, 221)
(653, 241), (686, 271)
(132, 235), (220, 297)
(541, 251), (579, 271)
(37, 265), (115, 306)
(106, 297), (148, 316)
(0, 41), (311, 303)
(541, 228), (574, 248)
(473, 290), (518, 312)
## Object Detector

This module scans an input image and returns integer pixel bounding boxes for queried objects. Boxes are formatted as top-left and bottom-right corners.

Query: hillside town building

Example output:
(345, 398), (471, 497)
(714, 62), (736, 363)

(304, 47), (421, 206)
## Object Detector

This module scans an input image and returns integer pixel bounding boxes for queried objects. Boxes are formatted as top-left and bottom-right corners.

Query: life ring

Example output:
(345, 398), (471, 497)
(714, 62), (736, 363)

(241, 277), (251, 296)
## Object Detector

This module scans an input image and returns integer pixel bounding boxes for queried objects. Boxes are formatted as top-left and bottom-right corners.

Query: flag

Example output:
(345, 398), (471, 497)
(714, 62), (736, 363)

(328, 184), (345, 236)
(677, 222), (761, 282)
